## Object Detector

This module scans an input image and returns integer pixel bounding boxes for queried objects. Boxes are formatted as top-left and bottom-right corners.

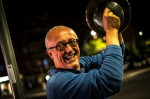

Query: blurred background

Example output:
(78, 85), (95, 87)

(0, 0), (150, 99)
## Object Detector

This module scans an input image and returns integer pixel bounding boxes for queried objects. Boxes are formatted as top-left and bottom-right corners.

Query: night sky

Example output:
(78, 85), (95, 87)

(2, 0), (149, 40)
(0, 0), (149, 76)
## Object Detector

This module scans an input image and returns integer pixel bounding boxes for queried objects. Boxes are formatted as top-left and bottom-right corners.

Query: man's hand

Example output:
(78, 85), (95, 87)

(102, 8), (120, 32)
(102, 8), (120, 46)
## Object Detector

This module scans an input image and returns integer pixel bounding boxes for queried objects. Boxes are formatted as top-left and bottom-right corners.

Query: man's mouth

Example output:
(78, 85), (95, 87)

(64, 51), (78, 61)
(64, 54), (75, 60)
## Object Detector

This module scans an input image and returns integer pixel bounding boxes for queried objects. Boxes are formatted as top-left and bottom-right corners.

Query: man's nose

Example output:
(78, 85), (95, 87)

(65, 44), (73, 53)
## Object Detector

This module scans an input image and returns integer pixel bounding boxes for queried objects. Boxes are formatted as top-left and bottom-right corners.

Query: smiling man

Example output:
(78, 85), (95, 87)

(45, 8), (125, 99)
(45, 26), (80, 70)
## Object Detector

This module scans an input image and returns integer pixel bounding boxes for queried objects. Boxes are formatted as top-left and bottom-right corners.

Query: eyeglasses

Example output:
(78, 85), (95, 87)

(47, 39), (79, 51)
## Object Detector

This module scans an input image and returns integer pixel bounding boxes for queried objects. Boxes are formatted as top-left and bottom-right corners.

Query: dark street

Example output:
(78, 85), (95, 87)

(24, 66), (150, 99)
(110, 66), (150, 99)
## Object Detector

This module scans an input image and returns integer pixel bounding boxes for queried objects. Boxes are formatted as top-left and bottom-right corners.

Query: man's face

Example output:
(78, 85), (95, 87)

(46, 28), (80, 70)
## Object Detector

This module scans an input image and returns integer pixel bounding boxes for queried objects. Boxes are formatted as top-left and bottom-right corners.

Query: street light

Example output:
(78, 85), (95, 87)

(91, 30), (96, 36)
(139, 31), (143, 36)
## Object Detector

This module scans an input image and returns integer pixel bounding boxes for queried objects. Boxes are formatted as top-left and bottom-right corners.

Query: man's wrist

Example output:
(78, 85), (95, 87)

(106, 29), (120, 46)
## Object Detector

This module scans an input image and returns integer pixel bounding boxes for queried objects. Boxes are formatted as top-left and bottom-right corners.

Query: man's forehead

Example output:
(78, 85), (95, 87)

(48, 29), (77, 43)
(55, 32), (77, 41)
(52, 29), (77, 39)
(55, 28), (75, 34)
(59, 30), (76, 36)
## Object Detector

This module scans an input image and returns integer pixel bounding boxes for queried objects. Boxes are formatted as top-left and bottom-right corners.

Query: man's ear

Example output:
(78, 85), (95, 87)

(46, 49), (54, 60)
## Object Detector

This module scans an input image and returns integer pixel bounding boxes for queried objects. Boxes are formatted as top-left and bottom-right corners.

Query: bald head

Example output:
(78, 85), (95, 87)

(45, 26), (78, 49)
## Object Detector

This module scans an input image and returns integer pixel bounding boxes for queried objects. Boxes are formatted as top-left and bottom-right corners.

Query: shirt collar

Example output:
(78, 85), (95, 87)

(49, 68), (81, 77)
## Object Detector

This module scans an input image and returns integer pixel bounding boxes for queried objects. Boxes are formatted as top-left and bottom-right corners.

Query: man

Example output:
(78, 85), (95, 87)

(45, 8), (125, 99)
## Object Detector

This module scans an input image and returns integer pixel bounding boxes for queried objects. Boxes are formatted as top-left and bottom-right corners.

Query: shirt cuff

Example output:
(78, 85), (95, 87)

(105, 45), (122, 56)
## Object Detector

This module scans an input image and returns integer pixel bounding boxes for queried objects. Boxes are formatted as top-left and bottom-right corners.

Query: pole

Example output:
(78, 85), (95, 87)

(0, 0), (25, 99)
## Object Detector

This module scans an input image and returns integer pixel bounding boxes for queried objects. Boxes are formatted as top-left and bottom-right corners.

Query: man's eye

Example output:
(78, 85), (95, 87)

(69, 39), (76, 43)
(57, 43), (64, 47)
(70, 41), (75, 44)
(69, 41), (77, 46)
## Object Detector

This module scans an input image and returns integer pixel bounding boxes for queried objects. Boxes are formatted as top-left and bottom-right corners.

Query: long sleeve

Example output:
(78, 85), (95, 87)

(46, 45), (124, 99)
(79, 43), (125, 72)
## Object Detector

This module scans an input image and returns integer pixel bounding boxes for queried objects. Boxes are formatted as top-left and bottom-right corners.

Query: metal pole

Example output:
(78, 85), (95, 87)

(0, 0), (25, 99)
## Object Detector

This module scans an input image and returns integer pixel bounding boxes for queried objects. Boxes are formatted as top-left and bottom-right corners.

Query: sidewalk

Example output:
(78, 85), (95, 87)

(25, 87), (46, 99)
(25, 66), (150, 99)
(123, 66), (150, 81)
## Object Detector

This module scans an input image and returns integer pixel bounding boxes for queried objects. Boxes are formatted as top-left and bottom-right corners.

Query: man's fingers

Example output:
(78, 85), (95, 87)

(103, 8), (110, 16)
(108, 12), (113, 16)
(103, 8), (120, 20)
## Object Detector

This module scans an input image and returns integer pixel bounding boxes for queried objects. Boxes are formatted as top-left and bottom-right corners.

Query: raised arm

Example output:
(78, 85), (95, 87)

(103, 8), (120, 46)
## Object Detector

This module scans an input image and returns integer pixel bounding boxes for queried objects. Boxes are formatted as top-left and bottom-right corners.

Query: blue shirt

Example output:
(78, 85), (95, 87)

(46, 44), (125, 99)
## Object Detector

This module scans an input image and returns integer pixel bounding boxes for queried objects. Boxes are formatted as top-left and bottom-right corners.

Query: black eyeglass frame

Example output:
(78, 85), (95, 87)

(47, 39), (79, 51)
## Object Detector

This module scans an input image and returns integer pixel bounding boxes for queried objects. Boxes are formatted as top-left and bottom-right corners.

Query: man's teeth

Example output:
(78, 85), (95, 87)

(66, 55), (75, 60)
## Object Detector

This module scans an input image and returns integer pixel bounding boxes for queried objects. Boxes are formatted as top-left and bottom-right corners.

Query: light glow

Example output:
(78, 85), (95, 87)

(45, 75), (50, 81)
(139, 31), (143, 36)
(0, 76), (9, 83)
(91, 30), (96, 36)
